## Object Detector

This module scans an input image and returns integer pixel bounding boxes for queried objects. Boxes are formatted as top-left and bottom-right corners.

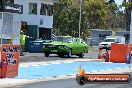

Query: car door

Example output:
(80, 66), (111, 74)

(71, 38), (79, 54)
(77, 38), (88, 53)
(81, 40), (88, 53)
(77, 38), (83, 54)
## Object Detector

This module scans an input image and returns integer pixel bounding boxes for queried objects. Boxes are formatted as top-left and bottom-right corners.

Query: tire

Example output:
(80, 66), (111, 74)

(67, 49), (72, 58)
(79, 51), (84, 58)
(45, 53), (49, 57)
(58, 54), (64, 57)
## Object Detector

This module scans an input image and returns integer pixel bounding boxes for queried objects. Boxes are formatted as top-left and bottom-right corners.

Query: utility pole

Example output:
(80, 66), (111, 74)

(129, 0), (132, 43)
(79, 0), (82, 38)
(129, 10), (132, 43)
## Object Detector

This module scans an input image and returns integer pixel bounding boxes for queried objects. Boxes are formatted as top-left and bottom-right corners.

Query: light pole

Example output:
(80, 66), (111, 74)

(79, 0), (82, 38)
(129, 10), (132, 43)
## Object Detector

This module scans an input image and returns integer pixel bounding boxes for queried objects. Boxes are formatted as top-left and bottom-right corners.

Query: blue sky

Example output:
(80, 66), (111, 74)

(115, 0), (124, 5)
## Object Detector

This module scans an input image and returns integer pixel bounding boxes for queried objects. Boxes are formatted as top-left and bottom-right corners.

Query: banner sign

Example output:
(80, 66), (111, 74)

(76, 74), (131, 86)
(1, 44), (20, 78)
(0, 3), (23, 14)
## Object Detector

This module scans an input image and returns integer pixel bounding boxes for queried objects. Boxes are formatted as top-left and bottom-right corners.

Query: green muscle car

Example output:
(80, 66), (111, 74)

(42, 36), (88, 58)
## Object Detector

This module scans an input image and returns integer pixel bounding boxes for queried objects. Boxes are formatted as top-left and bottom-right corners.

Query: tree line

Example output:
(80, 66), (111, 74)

(53, 0), (132, 39)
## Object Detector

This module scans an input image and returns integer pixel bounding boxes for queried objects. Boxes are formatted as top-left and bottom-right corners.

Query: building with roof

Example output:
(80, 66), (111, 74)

(89, 29), (130, 46)
(14, 0), (57, 51)
(0, 0), (58, 51)
(14, 0), (58, 40)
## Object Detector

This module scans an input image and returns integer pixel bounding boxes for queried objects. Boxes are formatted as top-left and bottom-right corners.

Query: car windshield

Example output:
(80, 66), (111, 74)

(103, 39), (115, 42)
(53, 37), (72, 43)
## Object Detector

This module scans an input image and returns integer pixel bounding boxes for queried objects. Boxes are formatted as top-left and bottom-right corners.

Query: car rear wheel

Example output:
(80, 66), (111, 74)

(45, 53), (49, 57)
(79, 51), (84, 58)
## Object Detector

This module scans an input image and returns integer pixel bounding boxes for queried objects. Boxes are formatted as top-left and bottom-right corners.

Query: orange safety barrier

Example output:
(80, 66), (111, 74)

(0, 44), (20, 78)
(0, 58), (8, 78)
(110, 43), (132, 63)
(0, 62), (7, 78)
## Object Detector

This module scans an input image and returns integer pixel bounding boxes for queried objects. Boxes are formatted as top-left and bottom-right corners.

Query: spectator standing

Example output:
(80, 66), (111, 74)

(20, 31), (31, 56)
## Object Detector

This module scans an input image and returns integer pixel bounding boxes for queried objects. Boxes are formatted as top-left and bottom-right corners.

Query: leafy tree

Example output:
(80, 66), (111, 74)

(105, 2), (118, 30)
(122, 1), (132, 31)
(0, 0), (14, 3)
(53, 0), (127, 39)
(83, 0), (107, 29)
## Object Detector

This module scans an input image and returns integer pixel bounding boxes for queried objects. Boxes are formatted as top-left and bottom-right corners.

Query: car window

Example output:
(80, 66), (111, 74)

(78, 38), (86, 44)
(53, 37), (72, 43)
(103, 39), (115, 42)
(81, 40), (86, 44)
(73, 38), (77, 43)
(78, 38), (83, 43)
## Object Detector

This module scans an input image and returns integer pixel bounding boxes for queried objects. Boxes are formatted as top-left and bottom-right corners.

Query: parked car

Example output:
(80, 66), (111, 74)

(42, 36), (89, 58)
(99, 36), (125, 50)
